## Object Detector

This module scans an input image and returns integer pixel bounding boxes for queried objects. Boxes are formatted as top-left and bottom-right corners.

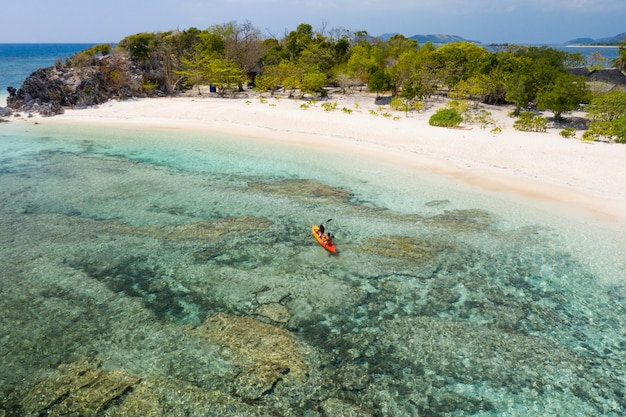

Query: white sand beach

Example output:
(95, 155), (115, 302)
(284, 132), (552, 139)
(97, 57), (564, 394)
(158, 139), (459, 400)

(22, 92), (626, 226)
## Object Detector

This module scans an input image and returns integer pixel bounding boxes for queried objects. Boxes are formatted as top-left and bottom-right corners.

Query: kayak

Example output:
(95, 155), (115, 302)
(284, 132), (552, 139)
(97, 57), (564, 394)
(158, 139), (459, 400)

(312, 224), (337, 254)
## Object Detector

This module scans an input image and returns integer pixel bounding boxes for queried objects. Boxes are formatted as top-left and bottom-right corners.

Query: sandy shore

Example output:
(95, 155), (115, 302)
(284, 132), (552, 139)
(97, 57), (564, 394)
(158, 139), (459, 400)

(20, 91), (626, 226)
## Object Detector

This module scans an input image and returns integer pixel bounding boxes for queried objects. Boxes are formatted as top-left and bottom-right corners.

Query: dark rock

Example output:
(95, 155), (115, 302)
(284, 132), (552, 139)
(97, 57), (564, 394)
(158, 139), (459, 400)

(6, 54), (149, 116)
(0, 107), (12, 118)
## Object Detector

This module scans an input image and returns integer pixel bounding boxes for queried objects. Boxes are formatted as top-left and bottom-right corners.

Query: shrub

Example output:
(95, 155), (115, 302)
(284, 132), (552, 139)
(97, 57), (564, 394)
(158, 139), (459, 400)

(612, 116), (626, 143)
(476, 109), (496, 129)
(559, 127), (576, 138)
(429, 108), (462, 128)
(584, 91), (626, 142)
(341, 107), (352, 114)
(513, 112), (547, 132)
(321, 101), (337, 111)
(446, 100), (471, 120)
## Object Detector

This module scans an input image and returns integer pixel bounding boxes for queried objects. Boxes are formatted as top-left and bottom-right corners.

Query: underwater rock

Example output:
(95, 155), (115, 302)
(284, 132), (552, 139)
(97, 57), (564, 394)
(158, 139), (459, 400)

(248, 178), (352, 202)
(424, 208), (497, 232)
(255, 286), (292, 304)
(191, 313), (309, 400)
(254, 302), (291, 324)
(153, 216), (273, 241)
(320, 397), (369, 416)
(18, 358), (140, 417)
(425, 199), (451, 208)
(359, 235), (457, 262)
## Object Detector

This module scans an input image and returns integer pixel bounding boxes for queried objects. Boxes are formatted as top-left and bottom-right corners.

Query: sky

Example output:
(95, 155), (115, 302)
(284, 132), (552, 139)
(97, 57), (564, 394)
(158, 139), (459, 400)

(2, 0), (625, 45)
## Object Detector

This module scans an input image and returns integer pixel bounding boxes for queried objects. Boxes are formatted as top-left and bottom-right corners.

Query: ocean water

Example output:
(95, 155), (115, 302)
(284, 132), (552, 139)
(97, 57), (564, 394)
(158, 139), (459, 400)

(1, 45), (625, 416)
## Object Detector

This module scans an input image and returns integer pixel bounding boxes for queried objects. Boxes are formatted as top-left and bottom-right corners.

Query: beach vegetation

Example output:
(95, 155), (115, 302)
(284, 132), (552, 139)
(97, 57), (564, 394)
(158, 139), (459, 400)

(178, 48), (210, 94)
(429, 108), (462, 127)
(513, 112), (547, 132)
(390, 96), (409, 115)
(28, 19), (601, 126)
(583, 91), (626, 142)
(341, 107), (353, 114)
(367, 65), (392, 97)
(536, 73), (590, 121)
(321, 102), (338, 111)
(69, 43), (112, 68)
(560, 127), (576, 138)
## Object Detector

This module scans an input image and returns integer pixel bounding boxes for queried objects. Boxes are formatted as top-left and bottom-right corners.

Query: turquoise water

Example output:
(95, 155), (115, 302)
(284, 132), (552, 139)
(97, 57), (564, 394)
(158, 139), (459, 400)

(1, 120), (625, 416)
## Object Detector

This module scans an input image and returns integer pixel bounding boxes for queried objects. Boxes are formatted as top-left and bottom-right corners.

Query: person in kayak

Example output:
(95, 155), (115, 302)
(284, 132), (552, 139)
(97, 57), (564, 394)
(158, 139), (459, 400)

(318, 224), (325, 237)
(323, 233), (333, 245)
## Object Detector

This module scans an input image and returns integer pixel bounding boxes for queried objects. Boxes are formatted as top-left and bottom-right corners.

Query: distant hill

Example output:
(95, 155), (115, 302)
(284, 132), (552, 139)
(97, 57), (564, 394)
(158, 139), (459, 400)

(567, 32), (626, 45)
(378, 33), (480, 44)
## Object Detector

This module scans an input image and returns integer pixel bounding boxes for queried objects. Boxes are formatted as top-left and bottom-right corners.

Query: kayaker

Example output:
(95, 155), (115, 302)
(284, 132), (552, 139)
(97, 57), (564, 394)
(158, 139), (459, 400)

(318, 224), (325, 237)
(323, 233), (333, 245)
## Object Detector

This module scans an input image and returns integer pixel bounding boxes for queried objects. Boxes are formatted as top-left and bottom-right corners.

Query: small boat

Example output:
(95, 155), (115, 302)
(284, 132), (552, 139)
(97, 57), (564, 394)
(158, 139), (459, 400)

(312, 224), (337, 254)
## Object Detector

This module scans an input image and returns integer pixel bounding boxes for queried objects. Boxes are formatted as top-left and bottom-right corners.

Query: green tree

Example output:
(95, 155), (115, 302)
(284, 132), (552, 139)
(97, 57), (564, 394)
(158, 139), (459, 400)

(431, 42), (492, 89)
(178, 48), (210, 94)
(346, 43), (382, 84)
(368, 66), (391, 97)
(118, 32), (157, 64)
(505, 72), (535, 115)
(536, 73), (589, 121)
(205, 58), (244, 94)
(300, 70), (327, 95)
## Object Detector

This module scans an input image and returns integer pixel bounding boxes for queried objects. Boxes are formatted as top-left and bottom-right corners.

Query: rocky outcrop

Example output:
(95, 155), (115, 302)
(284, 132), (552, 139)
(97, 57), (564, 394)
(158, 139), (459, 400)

(191, 313), (309, 400)
(15, 358), (141, 416)
(6, 54), (151, 116)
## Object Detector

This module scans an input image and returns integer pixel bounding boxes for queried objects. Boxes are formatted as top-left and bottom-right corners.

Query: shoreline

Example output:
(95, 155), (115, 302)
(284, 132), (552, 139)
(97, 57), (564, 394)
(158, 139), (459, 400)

(11, 92), (626, 227)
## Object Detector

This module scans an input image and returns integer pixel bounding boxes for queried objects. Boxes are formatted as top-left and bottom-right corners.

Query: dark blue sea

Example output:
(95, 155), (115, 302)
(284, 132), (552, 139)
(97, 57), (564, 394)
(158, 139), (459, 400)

(1, 43), (625, 416)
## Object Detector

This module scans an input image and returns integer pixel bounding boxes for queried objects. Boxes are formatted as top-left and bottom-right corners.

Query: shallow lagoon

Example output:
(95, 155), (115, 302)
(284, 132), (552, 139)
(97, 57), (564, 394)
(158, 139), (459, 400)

(1, 121), (625, 416)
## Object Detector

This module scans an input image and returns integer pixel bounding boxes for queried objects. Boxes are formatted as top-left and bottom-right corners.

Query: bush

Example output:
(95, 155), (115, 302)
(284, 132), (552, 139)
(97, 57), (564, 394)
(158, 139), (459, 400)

(321, 101), (337, 111)
(612, 116), (626, 143)
(559, 127), (576, 138)
(513, 112), (547, 132)
(429, 108), (462, 128)
(584, 91), (626, 142)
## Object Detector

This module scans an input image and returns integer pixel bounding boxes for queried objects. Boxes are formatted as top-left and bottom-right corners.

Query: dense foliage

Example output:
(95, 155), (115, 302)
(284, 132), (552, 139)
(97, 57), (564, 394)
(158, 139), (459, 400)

(60, 21), (626, 141)
(429, 108), (462, 127)
(583, 91), (626, 142)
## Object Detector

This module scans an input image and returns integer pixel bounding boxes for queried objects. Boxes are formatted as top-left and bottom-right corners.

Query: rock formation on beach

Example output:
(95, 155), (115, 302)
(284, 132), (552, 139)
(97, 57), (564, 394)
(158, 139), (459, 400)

(5, 53), (152, 116)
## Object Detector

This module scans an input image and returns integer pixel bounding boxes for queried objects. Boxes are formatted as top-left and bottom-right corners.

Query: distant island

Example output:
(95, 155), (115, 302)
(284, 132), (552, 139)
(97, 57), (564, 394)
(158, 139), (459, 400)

(379, 32), (626, 46)
(378, 33), (480, 44)
(567, 32), (626, 45)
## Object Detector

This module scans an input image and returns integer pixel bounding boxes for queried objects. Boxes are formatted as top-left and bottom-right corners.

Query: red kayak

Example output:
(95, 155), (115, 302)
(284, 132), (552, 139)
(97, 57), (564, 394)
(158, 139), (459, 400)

(312, 224), (337, 254)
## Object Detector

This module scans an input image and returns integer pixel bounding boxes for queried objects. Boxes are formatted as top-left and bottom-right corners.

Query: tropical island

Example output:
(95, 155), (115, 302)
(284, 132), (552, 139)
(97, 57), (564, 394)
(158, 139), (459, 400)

(2, 22), (626, 143)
